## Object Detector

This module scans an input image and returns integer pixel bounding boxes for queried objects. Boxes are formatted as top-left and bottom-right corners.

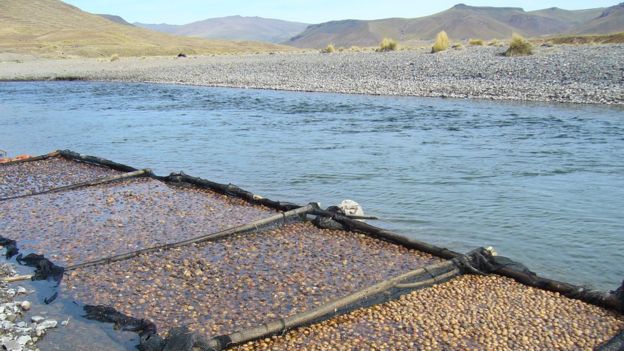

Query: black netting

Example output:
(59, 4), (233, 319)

(16, 253), (65, 283)
(613, 281), (624, 304)
(84, 305), (157, 336)
(597, 330), (624, 351)
(0, 236), (19, 258)
(452, 248), (534, 276)
(312, 216), (346, 231)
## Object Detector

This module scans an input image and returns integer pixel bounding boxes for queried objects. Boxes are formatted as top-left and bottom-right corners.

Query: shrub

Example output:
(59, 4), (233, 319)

(504, 33), (533, 57)
(452, 43), (464, 50)
(377, 38), (398, 52)
(321, 43), (335, 54)
(431, 31), (450, 53)
(469, 39), (484, 46)
(109, 54), (119, 62)
(488, 39), (500, 47)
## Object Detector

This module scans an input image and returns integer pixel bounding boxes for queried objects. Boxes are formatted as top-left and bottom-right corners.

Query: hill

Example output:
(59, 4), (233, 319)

(136, 16), (309, 44)
(286, 3), (613, 48)
(528, 7), (605, 25)
(98, 14), (133, 26)
(575, 3), (624, 35)
(0, 0), (285, 58)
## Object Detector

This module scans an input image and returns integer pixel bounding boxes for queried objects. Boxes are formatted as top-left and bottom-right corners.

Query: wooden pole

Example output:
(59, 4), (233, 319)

(2, 274), (33, 283)
(0, 169), (149, 202)
(66, 204), (316, 271)
(0, 150), (60, 166)
(2, 204), (316, 283)
(204, 260), (459, 350)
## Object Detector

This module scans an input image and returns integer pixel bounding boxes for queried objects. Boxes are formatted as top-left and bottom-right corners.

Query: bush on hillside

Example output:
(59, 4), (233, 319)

(504, 34), (533, 57)
(321, 43), (336, 54)
(469, 38), (484, 46)
(431, 31), (450, 53)
(377, 38), (398, 52)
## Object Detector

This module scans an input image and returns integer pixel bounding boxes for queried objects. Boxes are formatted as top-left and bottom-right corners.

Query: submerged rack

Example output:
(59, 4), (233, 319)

(1, 150), (622, 351)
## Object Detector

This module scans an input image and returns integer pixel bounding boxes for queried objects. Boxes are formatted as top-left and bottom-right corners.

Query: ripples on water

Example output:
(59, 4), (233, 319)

(1, 81), (623, 290)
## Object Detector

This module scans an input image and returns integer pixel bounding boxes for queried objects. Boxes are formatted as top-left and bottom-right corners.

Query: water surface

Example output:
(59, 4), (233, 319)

(1, 81), (623, 290)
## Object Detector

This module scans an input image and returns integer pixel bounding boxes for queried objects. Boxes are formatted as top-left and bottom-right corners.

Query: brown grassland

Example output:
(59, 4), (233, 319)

(0, 0), (288, 58)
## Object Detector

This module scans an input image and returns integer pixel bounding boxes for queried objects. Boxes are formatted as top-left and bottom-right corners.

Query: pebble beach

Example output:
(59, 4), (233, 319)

(1, 45), (623, 105)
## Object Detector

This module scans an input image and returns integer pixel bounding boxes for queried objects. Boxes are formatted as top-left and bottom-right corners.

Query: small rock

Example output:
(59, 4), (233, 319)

(20, 301), (31, 311)
(16, 287), (27, 295)
(38, 319), (57, 330)
(0, 313), (6, 321)
(16, 321), (26, 328)
(16, 335), (31, 346)
(2, 339), (22, 351)
(31, 316), (45, 323)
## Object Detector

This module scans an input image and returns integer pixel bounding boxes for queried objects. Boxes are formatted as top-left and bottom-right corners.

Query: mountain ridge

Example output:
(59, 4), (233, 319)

(285, 3), (622, 48)
(135, 16), (309, 44)
(0, 0), (285, 58)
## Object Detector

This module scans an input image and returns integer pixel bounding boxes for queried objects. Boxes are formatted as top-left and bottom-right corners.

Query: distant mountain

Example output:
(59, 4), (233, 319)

(136, 16), (309, 44)
(98, 14), (133, 26)
(134, 23), (179, 33)
(0, 0), (285, 58)
(575, 3), (624, 35)
(528, 7), (605, 25)
(286, 3), (619, 48)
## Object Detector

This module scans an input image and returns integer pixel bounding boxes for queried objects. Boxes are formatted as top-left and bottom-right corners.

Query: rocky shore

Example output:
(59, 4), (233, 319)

(0, 264), (58, 351)
(0, 45), (622, 105)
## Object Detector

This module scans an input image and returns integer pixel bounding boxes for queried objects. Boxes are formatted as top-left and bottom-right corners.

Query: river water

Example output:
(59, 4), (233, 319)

(1, 81), (622, 291)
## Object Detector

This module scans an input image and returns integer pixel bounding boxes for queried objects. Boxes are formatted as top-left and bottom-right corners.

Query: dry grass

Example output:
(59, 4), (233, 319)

(504, 33), (533, 57)
(320, 43), (336, 54)
(377, 38), (398, 52)
(0, 0), (287, 58)
(469, 39), (484, 46)
(546, 32), (624, 45)
(431, 31), (450, 53)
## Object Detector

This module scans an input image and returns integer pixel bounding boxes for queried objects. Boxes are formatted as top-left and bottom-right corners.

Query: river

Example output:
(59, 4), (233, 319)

(1, 81), (622, 291)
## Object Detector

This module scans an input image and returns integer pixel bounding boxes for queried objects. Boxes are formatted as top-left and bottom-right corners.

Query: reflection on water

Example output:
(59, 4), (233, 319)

(1, 81), (623, 291)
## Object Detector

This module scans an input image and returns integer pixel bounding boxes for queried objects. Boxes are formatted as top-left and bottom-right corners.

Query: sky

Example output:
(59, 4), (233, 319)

(63, 0), (619, 25)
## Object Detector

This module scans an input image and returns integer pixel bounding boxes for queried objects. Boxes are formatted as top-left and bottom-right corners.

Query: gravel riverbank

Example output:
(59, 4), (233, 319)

(0, 263), (58, 351)
(0, 45), (622, 105)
